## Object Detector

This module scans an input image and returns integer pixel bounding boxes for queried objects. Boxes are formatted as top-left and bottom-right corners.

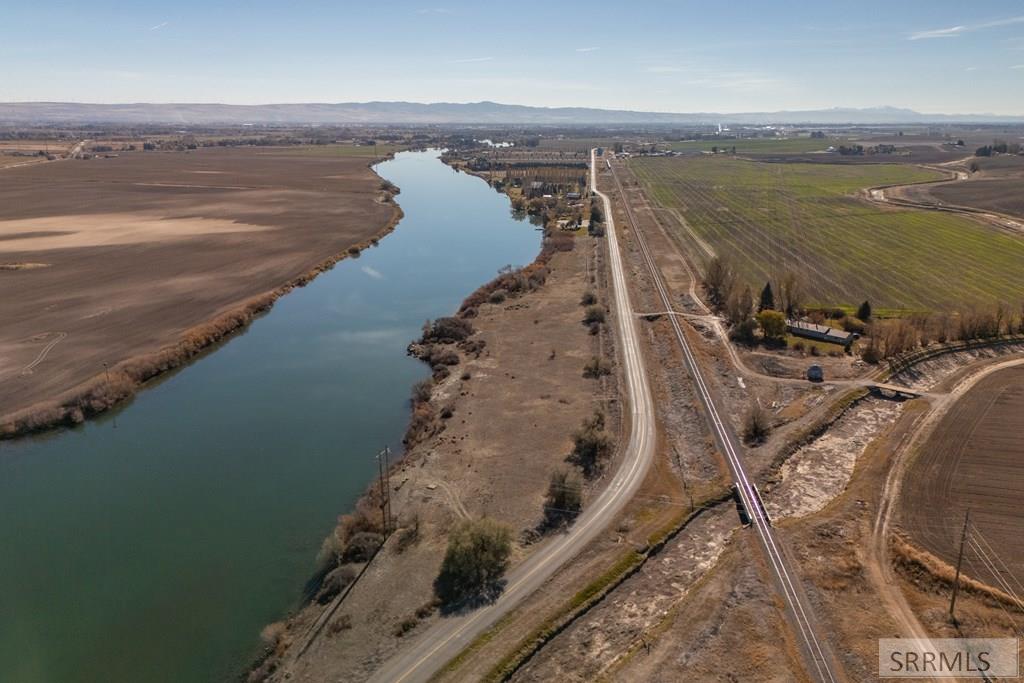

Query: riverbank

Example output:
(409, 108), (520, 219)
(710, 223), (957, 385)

(0, 149), (548, 683)
(253, 194), (614, 682)
(0, 146), (401, 439)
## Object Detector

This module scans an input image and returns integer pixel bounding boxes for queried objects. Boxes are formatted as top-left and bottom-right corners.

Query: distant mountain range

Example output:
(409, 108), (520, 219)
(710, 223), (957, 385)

(2, 101), (1022, 126)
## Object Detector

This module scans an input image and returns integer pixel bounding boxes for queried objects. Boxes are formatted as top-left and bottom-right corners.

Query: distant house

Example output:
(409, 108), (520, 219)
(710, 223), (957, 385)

(787, 320), (855, 349)
(566, 192), (582, 200)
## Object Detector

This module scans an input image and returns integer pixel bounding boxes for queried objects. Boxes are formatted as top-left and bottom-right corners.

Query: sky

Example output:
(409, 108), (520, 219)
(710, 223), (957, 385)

(4, 0), (1024, 114)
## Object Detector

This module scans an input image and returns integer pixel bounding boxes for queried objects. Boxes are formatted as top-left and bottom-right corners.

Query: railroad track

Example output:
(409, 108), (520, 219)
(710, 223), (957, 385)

(607, 156), (840, 683)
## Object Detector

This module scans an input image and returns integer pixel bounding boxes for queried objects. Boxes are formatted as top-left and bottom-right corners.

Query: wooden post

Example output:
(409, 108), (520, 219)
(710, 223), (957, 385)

(949, 509), (970, 622)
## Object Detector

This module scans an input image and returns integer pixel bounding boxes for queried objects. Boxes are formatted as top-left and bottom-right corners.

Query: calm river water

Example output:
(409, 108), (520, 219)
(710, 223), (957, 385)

(0, 150), (539, 682)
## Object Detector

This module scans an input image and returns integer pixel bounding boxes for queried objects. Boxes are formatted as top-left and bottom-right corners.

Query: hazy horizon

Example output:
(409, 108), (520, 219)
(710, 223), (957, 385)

(4, 0), (1024, 115)
(2, 100), (1021, 118)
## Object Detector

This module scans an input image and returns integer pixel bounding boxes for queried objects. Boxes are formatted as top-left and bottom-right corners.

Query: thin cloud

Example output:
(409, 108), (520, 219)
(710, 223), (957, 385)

(909, 15), (1024, 40)
(1011, 64), (1024, 69)
(149, 21), (169, 31)
(448, 56), (493, 64)
(575, 47), (600, 53)
(645, 65), (686, 73)
(361, 265), (383, 279)
(965, 66), (979, 71)
(909, 25), (965, 40)
(416, 7), (452, 14)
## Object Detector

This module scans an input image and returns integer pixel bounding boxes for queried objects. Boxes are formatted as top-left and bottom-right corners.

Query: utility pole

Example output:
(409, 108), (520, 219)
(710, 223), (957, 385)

(950, 509), (971, 622)
(383, 446), (392, 535)
(673, 445), (694, 513)
(377, 447), (392, 537)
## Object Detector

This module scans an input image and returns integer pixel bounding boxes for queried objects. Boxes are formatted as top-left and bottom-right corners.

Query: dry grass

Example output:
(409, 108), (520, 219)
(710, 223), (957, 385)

(891, 533), (1023, 611)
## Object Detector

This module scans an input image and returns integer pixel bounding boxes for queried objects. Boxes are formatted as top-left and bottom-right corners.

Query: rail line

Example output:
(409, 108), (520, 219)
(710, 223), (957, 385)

(606, 155), (839, 683)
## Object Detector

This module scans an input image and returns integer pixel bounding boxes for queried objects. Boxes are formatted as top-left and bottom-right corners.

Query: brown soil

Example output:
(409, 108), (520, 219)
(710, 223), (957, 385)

(0, 147), (399, 435)
(899, 366), (1024, 589)
(930, 178), (1024, 218)
(601, 541), (811, 683)
(510, 505), (737, 681)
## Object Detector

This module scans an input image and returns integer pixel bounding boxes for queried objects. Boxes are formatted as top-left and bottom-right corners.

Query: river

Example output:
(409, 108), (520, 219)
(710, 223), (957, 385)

(0, 150), (539, 682)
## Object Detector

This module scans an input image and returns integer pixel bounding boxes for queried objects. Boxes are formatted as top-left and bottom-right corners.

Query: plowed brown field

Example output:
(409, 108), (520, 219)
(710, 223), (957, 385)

(0, 147), (397, 430)
(900, 366), (1024, 590)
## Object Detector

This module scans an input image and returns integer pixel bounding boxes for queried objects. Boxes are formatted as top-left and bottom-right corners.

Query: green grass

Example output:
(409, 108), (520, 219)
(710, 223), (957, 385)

(667, 137), (846, 155)
(631, 156), (1024, 311)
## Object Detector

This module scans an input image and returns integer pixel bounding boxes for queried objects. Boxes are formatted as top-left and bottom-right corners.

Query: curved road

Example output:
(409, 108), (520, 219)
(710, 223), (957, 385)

(365, 149), (657, 683)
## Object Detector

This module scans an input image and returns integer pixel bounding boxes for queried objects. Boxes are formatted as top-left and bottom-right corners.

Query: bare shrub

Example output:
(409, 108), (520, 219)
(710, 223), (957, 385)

(569, 412), (612, 477)
(260, 622), (288, 648)
(422, 317), (474, 343)
(327, 614), (352, 636)
(703, 256), (736, 307)
(412, 379), (433, 404)
(580, 291), (597, 306)
(583, 305), (606, 325)
(742, 402), (771, 444)
(341, 531), (383, 564)
(316, 565), (357, 605)
(488, 290), (506, 304)
(582, 356), (611, 379)
(427, 348), (460, 367)
(841, 316), (865, 334)
(394, 615), (419, 637)
(543, 469), (583, 527)
(395, 514), (421, 553)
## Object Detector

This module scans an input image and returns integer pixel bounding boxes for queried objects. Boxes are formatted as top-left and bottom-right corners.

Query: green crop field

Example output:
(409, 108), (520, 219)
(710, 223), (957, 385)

(631, 156), (1024, 311)
(667, 137), (847, 155)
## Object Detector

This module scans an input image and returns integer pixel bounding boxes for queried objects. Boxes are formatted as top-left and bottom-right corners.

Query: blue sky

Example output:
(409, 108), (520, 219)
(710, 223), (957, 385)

(4, 0), (1024, 113)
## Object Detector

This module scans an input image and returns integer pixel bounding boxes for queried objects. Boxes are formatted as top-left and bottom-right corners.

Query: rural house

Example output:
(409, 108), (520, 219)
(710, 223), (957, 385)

(786, 320), (855, 349)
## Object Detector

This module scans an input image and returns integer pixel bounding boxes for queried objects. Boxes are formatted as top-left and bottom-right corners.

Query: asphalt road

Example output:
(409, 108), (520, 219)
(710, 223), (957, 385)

(364, 149), (657, 683)
(608, 158), (841, 683)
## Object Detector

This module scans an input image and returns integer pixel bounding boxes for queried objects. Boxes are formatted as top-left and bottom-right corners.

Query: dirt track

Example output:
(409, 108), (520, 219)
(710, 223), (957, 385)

(0, 147), (397, 433)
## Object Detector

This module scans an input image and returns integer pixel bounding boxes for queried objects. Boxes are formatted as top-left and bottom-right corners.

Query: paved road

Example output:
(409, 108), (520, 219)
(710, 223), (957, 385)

(608, 158), (841, 683)
(364, 149), (658, 683)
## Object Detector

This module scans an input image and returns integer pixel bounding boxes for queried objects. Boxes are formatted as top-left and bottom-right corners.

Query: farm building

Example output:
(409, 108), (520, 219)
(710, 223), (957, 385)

(787, 320), (855, 348)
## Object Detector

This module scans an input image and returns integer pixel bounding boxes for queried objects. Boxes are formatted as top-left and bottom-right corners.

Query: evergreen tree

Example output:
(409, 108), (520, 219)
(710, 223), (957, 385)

(759, 282), (775, 312)
(857, 300), (872, 322)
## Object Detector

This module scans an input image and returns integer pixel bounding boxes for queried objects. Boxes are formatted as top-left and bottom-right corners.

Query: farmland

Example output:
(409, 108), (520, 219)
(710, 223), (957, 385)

(666, 137), (843, 155)
(928, 155), (1024, 218)
(0, 146), (398, 432)
(630, 156), (1024, 310)
(899, 365), (1024, 590)
(259, 143), (404, 158)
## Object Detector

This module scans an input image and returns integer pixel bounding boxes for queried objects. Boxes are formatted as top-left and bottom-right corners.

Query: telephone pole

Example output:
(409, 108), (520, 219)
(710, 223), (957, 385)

(949, 509), (971, 622)
(377, 446), (393, 537)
